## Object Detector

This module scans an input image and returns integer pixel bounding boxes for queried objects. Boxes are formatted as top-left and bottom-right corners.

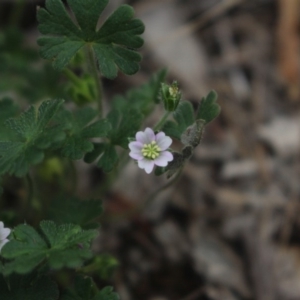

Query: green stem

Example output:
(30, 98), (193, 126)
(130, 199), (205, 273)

(154, 111), (170, 131)
(63, 68), (82, 85)
(86, 45), (103, 116)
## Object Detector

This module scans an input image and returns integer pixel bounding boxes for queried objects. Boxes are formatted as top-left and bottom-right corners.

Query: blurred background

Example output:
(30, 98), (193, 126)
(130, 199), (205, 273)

(1, 0), (300, 299)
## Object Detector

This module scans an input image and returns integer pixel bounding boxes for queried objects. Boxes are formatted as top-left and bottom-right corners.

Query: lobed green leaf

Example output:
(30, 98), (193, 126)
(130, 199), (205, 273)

(0, 99), (64, 177)
(162, 101), (195, 140)
(0, 221), (98, 275)
(37, 0), (145, 79)
(196, 90), (220, 124)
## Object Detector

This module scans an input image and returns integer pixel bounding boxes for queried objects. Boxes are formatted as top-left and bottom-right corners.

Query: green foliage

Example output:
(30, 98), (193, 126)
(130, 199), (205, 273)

(0, 99), (64, 177)
(48, 197), (103, 228)
(0, 272), (59, 300)
(66, 74), (97, 105)
(112, 69), (167, 115)
(56, 107), (110, 160)
(37, 0), (145, 79)
(162, 101), (195, 139)
(0, 27), (64, 104)
(196, 90), (220, 124)
(0, 221), (98, 275)
(0, 98), (20, 140)
(61, 276), (119, 300)
(84, 108), (143, 172)
(81, 254), (119, 280)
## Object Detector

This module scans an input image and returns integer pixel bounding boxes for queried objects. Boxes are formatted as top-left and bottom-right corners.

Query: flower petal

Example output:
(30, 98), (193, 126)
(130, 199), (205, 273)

(129, 151), (144, 160)
(144, 128), (155, 143)
(156, 134), (172, 150)
(129, 141), (143, 152)
(138, 159), (155, 174)
(0, 228), (10, 240)
(0, 239), (9, 252)
(136, 131), (148, 144)
(154, 151), (173, 166)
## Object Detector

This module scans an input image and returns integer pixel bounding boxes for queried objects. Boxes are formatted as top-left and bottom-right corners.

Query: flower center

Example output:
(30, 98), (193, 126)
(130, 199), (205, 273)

(141, 141), (161, 160)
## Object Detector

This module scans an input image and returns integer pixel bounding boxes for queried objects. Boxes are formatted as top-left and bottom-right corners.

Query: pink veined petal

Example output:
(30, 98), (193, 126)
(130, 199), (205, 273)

(138, 159), (155, 174)
(154, 151), (174, 166)
(144, 128), (155, 143)
(129, 151), (144, 160)
(0, 228), (10, 240)
(0, 222), (4, 230)
(136, 131), (148, 144)
(129, 141), (143, 152)
(156, 135), (172, 150)
(0, 239), (9, 252)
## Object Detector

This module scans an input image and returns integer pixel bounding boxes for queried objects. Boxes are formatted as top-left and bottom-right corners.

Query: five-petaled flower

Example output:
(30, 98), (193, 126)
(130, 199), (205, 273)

(0, 221), (11, 253)
(129, 128), (173, 174)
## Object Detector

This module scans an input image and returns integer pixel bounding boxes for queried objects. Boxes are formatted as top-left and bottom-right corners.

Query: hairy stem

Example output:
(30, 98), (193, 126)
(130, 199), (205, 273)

(86, 45), (103, 115)
(154, 111), (170, 131)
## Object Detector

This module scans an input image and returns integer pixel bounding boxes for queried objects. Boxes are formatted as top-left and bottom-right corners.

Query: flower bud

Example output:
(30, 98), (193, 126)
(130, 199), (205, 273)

(161, 81), (181, 112)
(66, 74), (96, 106)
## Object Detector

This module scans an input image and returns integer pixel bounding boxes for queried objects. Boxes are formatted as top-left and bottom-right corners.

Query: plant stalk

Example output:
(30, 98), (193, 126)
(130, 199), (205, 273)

(154, 111), (170, 131)
(86, 45), (103, 116)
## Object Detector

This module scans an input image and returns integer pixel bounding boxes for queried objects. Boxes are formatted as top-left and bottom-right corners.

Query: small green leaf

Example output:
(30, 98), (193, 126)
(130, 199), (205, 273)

(1, 221), (97, 275)
(196, 90), (220, 124)
(95, 286), (120, 300)
(0, 99), (64, 177)
(96, 144), (118, 173)
(61, 275), (119, 300)
(162, 101), (194, 140)
(37, 0), (145, 79)
(81, 254), (118, 280)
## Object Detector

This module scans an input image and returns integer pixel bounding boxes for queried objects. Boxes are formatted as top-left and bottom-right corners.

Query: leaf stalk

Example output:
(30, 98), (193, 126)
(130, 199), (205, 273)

(86, 45), (103, 116)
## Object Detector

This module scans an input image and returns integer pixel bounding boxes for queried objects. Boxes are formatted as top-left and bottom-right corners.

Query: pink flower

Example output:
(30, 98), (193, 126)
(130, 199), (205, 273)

(0, 221), (11, 253)
(129, 128), (173, 174)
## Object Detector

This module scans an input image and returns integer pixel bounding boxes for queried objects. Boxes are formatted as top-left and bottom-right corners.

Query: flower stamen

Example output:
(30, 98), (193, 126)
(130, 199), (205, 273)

(141, 141), (161, 160)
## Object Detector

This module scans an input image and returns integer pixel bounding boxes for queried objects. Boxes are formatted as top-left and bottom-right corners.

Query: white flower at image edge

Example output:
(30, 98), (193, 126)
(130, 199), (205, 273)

(129, 128), (173, 174)
(0, 221), (11, 253)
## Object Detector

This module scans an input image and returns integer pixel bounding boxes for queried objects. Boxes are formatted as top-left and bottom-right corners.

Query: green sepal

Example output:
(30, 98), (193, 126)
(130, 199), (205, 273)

(160, 81), (181, 112)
